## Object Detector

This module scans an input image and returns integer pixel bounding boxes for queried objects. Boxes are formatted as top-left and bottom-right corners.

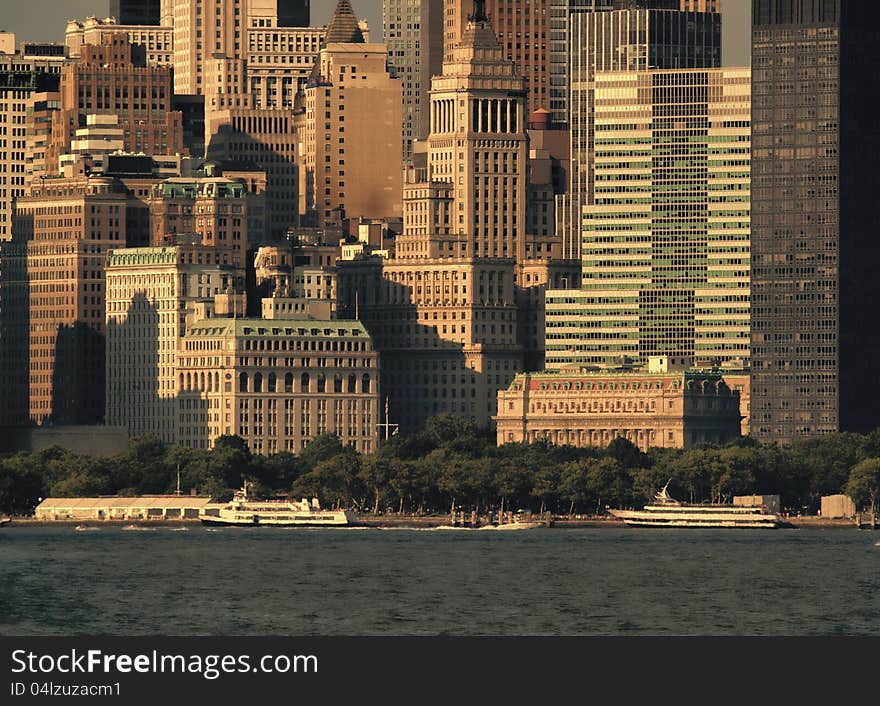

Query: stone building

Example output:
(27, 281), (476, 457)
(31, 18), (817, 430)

(65, 17), (173, 67)
(176, 311), (379, 455)
(495, 367), (741, 450)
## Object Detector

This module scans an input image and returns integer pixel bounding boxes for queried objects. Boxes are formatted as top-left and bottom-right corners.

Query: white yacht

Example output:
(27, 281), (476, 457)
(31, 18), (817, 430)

(610, 483), (781, 529)
(200, 483), (356, 527)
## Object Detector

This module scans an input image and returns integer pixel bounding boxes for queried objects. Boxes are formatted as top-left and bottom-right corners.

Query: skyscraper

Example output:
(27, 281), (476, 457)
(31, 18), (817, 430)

(567, 3), (721, 252)
(545, 67), (751, 370)
(383, 0), (443, 161)
(750, 1), (880, 443)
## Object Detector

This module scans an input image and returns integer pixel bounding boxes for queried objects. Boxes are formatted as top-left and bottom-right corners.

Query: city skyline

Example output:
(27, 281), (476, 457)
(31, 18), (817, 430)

(2, 0), (752, 67)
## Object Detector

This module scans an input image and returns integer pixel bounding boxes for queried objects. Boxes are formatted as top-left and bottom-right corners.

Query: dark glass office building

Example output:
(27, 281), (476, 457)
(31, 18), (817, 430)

(277, 0), (310, 27)
(110, 0), (161, 25)
(751, 0), (880, 443)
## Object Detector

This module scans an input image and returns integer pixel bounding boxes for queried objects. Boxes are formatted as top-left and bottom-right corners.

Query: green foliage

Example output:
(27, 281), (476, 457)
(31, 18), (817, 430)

(7, 415), (880, 517)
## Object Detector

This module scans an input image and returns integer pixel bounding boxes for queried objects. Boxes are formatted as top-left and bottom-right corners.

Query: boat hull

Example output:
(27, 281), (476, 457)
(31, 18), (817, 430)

(610, 509), (780, 529)
(200, 515), (355, 527)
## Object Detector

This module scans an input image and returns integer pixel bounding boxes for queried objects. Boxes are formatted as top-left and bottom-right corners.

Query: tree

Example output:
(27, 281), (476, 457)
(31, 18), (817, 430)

(846, 458), (880, 514)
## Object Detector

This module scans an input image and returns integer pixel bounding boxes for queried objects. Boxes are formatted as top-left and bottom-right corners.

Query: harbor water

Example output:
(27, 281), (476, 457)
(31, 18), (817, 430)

(1, 526), (878, 635)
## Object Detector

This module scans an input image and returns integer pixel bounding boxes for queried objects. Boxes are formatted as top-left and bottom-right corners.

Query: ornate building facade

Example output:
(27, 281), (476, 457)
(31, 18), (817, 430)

(495, 367), (741, 450)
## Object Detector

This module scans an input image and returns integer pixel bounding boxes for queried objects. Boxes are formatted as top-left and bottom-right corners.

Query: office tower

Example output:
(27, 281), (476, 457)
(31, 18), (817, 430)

(295, 0), (402, 230)
(384, 0), (443, 161)
(751, 2), (880, 443)
(13, 176), (128, 425)
(567, 3), (720, 253)
(105, 245), (245, 442)
(277, 0), (310, 26)
(111, 0), (162, 25)
(0, 59), (59, 240)
(176, 313), (379, 454)
(485, 0), (551, 116)
(545, 67), (751, 370)
(48, 34), (183, 173)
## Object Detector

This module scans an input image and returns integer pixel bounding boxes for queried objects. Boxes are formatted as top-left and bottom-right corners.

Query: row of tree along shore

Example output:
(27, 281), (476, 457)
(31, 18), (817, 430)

(1, 415), (879, 517)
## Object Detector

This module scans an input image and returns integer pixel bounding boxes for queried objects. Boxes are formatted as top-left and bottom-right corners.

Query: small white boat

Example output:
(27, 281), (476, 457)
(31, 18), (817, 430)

(0, 516), (10, 527)
(75, 524), (99, 531)
(121, 524), (157, 531)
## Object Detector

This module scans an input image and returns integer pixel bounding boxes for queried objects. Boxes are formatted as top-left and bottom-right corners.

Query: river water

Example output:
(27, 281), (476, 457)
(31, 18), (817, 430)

(1, 526), (877, 635)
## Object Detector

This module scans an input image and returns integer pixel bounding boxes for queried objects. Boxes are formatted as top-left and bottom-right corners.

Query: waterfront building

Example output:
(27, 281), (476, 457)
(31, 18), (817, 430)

(34, 496), (213, 521)
(295, 0), (403, 230)
(105, 245), (245, 442)
(750, 2), (880, 443)
(545, 67), (750, 370)
(176, 310), (379, 454)
(383, 0), (444, 161)
(495, 364), (741, 451)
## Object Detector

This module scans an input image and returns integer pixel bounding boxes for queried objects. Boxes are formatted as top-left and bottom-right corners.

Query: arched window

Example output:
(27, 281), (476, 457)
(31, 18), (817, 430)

(361, 374), (370, 394)
(179, 372), (184, 390)
(317, 373), (326, 393)
(239, 372), (248, 392)
(215, 372), (220, 390)
(200, 372), (206, 390)
(207, 373), (212, 392)
(348, 374), (356, 393)
(301, 372), (310, 392)
(334, 375), (343, 393)
(268, 372), (276, 392)
(254, 372), (263, 393)
(186, 372), (192, 390)
(285, 373), (293, 393)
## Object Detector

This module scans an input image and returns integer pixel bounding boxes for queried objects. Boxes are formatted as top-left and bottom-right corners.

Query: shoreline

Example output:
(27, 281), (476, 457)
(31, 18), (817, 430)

(3, 515), (868, 529)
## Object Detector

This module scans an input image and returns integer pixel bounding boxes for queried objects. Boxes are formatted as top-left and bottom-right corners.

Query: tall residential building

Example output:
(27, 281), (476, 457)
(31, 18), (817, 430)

(567, 3), (720, 254)
(111, 0), (162, 25)
(105, 245), (245, 442)
(49, 34), (183, 174)
(13, 175), (128, 425)
(546, 67), (750, 370)
(0, 241), (29, 425)
(295, 0), (402, 230)
(0, 60), (59, 241)
(750, 2), (880, 443)
(383, 0), (444, 161)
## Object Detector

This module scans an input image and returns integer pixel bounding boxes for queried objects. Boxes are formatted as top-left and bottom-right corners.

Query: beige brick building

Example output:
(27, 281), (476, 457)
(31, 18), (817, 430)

(495, 368), (741, 451)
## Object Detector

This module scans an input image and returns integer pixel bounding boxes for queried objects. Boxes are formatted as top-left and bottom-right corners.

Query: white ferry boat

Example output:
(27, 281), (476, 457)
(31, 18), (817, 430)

(609, 483), (781, 529)
(200, 483), (356, 527)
